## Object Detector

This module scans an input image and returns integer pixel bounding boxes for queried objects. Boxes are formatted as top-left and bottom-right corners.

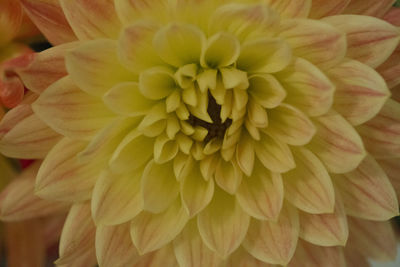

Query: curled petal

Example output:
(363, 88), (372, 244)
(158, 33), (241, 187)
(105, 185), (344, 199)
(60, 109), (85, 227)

(32, 76), (114, 140)
(283, 148), (335, 214)
(308, 111), (366, 173)
(20, 0), (77, 44)
(309, 0), (351, 19)
(66, 39), (133, 96)
(60, 0), (121, 40)
(173, 219), (221, 267)
(198, 188), (250, 258)
(243, 204), (299, 265)
(328, 59), (390, 125)
(278, 19), (346, 69)
(91, 169), (142, 225)
(248, 74), (286, 109)
(323, 15), (400, 68)
(96, 223), (139, 267)
(139, 67), (176, 100)
(333, 155), (399, 221)
(236, 160), (283, 220)
(201, 32), (240, 68)
(36, 138), (99, 202)
(357, 99), (400, 158)
(130, 199), (189, 254)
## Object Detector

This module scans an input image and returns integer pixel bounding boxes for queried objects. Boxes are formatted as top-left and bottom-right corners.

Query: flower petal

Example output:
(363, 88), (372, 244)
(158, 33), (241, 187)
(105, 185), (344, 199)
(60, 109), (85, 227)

(153, 23), (205, 67)
(201, 32), (240, 68)
(130, 199), (189, 254)
(173, 219), (221, 267)
(141, 160), (179, 213)
(91, 169), (143, 225)
(114, 0), (169, 26)
(264, 0), (311, 18)
(383, 7), (400, 26)
(275, 58), (335, 117)
(236, 131), (255, 176)
(255, 132), (296, 173)
(248, 73), (287, 109)
(0, 162), (67, 221)
(103, 82), (156, 116)
(59, 0), (121, 40)
(132, 245), (178, 267)
(308, 111), (366, 173)
(309, 0), (350, 19)
(214, 157), (243, 194)
(96, 223), (139, 267)
(236, 160), (284, 220)
(35, 138), (99, 202)
(66, 39), (133, 96)
(299, 192), (348, 246)
(343, 0), (395, 17)
(283, 148), (335, 214)
(0, 0), (23, 43)
(237, 38), (292, 73)
(32, 76), (114, 140)
(20, 0), (77, 44)
(288, 240), (345, 267)
(0, 113), (61, 159)
(347, 217), (397, 261)
(333, 155), (399, 221)
(57, 202), (95, 265)
(17, 42), (79, 94)
(328, 59), (390, 125)
(139, 67), (176, 100)
(323, 15), (400, 68)
(224, 247), (272, 267)
(267, 104), (316, 146)
(278, 19), (346, 69)
(243, 204), (299, 265)
(377, 46), (400, 89)
(378, 157), (400, 200)
(181, 163), (214, 217)
(357, 99), (400, 158)
(198, 188), (250, 258)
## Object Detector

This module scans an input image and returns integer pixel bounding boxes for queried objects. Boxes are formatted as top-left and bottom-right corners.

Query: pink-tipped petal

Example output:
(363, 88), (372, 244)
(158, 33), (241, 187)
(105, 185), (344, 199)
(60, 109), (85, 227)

(309, 0), (350, 19)
(96, 223), (139, 267)
(383, 7), (400, 26)
(59, 0), (121, 40)
(278, 19), (346, 69)
(32, 76), (114, 140)
(16, 42), (80, 94)
(299, 192), (348, 246)
(323, 15), (400, 68)
(35, 138), (99, 202)
(130, 199), (189, 254)
(57, 202), (95, 265)
(288, 240), (346, 267)
(173, 219), (221, 267)
(91, 169), (143, 225)
(347, 217), (397, 261)
(243, 204), (299, 265)
(198, 188), (250, 258)
(0, 162), (67, 221)
(328, 59), (390, 125)
(20, 0), (77, 44)
(357, 99), (400, 158)
(333, 155), (399, 221)
(343, 0), (395, 18)
(283, 148), (335, 214)
(308, 111), (366, 173)
(378, 157), (400, 200)
(377, 46), (400, 89)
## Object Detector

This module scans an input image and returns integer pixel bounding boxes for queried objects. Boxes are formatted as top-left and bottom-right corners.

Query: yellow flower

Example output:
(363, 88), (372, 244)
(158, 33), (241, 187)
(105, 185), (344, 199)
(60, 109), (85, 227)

(1, 0), (400, 266)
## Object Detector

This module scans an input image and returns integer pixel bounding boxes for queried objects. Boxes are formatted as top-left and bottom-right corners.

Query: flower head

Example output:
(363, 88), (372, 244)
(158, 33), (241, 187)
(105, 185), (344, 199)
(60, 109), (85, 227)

(1, 0), (400, 266)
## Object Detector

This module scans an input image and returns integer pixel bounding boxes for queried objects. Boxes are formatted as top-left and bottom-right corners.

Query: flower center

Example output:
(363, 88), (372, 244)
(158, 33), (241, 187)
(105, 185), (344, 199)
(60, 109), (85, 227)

(187, 92), (232, 143)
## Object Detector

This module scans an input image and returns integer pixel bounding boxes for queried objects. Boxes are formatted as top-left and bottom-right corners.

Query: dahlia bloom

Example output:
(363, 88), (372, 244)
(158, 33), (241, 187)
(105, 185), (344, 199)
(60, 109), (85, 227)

(1, 0), (400, 266)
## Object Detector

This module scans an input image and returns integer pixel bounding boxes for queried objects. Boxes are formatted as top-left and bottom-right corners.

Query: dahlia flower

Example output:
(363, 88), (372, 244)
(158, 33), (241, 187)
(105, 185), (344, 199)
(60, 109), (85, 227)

(1, 0), (400, 266)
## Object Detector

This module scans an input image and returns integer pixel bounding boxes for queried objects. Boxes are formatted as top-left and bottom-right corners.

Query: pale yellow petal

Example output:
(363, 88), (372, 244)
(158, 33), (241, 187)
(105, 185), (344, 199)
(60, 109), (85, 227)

(243, 204), (299, 265)
(201, 32), (240, 68)
(130, 199), (189, 254)
(214, 158), (243, 194)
